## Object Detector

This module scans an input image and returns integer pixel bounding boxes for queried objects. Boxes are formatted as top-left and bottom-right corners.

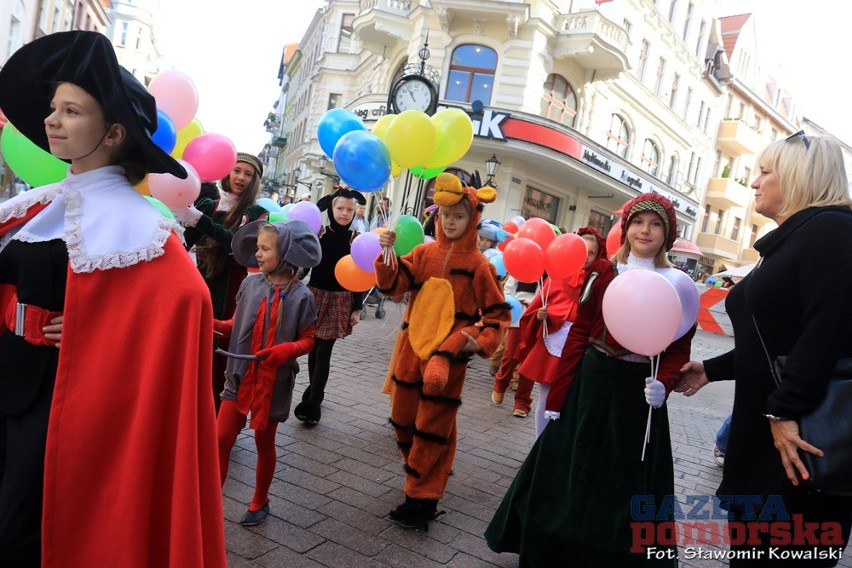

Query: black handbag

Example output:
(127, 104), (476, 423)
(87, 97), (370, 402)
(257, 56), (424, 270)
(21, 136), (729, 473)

(753, 316), (852, 495)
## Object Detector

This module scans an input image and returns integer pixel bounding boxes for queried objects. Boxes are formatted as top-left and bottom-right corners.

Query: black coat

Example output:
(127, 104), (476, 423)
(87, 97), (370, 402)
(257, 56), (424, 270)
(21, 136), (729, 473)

(704, 205), (852, 497)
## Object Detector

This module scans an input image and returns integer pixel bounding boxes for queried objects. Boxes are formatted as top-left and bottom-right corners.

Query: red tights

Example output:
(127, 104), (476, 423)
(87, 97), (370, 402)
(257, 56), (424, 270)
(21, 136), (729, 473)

(217, 400), (277, 512)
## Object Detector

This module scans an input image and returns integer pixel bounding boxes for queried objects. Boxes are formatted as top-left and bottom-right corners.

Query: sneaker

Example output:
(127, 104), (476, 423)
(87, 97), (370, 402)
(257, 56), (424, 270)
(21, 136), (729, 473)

(491, 390), (504, 405)
(713, 445), (725, 467)
(389, 497), (441, 532)
(512, 408), (529, 418)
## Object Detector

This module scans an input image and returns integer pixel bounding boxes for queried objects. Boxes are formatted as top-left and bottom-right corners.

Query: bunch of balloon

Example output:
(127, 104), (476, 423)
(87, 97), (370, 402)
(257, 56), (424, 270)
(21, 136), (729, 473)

(317, 108), (391, 193)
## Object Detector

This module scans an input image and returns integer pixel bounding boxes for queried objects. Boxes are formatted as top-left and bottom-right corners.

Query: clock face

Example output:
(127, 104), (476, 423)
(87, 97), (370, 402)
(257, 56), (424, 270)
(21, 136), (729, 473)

(393, 77), (434, 113)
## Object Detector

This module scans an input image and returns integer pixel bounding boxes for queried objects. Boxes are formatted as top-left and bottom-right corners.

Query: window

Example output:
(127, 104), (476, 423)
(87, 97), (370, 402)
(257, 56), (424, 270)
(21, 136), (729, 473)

(587, 210), (611, 236)
(686, 151), (696, 186)
(731, 217), (742, 241)
(668, 0), (678, 23)
(695, 20), (706, 57)
(119, 21), (129, 46)
(522, 187), (560, 223)
(445, 44), (497, 105)
(692, 157), (702, 185)
(7, 1), (25, 59)
(135, 27), (143, 50)
(697, 101), (705, 127)
(654, 58), (666, 97)
(641, 139), (661, 176)
(683, 2), (694, 40)
(701, 204), (711, 232)
(666, 154), (679, 185)
(636, 40), (649, 81)
(606, 114), (630, 158)
(328, 93), (342, 110)
(540, 74), (577, 128)
(743, 166), (752, 184)
(714, 209), (723, 235)
(703, 107), (711, 133)
(623, 19), (632, 40)
(750, 224), (759, 247)
(338, 13), (355, 52)
(669, 73), (680, 109)
(683, 87), (692, 121)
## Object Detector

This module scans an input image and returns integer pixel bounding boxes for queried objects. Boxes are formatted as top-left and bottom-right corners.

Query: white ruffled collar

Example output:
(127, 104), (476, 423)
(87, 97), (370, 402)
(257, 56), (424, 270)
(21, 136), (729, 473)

(617, 252), (658, 273)
(216, 191), (238, 212)
(1, 166), (180, 273)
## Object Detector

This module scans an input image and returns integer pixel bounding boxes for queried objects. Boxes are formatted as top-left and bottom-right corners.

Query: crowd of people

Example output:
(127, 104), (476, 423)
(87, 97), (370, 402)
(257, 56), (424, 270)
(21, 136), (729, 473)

(1, 30), (851, 567)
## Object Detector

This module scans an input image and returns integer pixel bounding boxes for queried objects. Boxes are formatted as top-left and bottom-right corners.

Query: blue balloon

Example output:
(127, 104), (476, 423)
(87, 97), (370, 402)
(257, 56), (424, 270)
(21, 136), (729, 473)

(505, 294), (523, 325)
(152, 109), (177, 154)
(332, 130), (391, 192)
(256, 197), (281, 213)
(490, 253), (507, 278)
(317, 108), (367, 158)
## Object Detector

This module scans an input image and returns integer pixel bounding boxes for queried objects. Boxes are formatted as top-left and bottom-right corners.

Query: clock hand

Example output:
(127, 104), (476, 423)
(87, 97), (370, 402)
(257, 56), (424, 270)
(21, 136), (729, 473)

(409, 91), (417, 102)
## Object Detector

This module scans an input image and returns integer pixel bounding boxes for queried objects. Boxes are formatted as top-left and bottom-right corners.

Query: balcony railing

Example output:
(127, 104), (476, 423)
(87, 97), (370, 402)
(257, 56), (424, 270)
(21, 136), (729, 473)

(353, 0), (415, 52)
(716, 119), (762, 156)
(359, 0), (412, 15)
(705, 177), (750, 209)
(552, 10), (630, 72)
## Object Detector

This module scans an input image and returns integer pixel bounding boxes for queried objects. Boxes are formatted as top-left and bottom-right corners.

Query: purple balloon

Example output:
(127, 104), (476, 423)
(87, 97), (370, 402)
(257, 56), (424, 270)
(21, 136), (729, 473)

(658, 268), (700, 340)
(286, 201), (322, 234)
(350, 232), (382, 273)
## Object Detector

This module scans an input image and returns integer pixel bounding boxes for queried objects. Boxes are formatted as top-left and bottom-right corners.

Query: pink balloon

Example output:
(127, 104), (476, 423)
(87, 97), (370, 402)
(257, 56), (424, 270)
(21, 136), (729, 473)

(350, 232), (382, 273)
(286, 201), (322, 234)
(147, 160), (201, 209)
(182, 133), (237, 183)
(147, 70), (199, 130)
(601, 270), (681, 356)
(658, 268), (700, 340)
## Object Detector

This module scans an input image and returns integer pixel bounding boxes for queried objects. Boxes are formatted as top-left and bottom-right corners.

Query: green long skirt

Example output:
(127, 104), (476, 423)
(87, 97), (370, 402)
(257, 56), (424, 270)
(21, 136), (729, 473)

(485, 347), (678, 567)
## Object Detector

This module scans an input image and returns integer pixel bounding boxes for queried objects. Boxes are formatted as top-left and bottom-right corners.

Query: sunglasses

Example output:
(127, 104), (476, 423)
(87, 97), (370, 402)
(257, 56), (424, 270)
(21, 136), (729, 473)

(785, 129), (810, 150)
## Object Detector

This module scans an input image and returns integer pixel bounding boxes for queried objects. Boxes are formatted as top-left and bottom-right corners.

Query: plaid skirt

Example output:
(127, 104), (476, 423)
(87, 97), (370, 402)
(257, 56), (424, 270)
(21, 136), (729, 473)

(310, 286), (354, 340)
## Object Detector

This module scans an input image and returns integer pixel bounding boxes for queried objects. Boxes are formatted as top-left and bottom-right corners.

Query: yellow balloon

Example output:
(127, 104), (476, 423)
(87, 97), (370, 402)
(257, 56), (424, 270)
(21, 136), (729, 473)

(391, 160), (401, 177)
(171, 118), (204, 159)
(423, 108), (474, 168)
(371, 114), (396, 142)
(133, 175), (151, 195)
(384, 110), (436, 169)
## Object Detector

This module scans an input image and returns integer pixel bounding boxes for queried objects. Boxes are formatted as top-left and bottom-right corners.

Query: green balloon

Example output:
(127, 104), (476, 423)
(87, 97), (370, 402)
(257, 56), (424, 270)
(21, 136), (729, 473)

(144, 196), (177, 220)
(0, 122), (68, 187)
(393, 214), (425, 256)
(268, 211), (289, 223)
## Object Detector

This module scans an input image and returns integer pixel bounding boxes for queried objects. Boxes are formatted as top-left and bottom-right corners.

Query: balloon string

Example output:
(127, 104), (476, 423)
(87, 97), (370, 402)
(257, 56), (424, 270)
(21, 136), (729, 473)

(641, 353), (658, 462)
(540, 277), (550, 338)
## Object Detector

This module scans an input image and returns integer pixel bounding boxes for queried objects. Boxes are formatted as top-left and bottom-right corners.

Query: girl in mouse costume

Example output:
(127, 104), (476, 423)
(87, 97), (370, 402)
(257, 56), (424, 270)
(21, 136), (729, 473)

(215, 220), (320, 527)
(293, 186), (366, 425)
(0, 31), (225, 567)
(486, 193), (693, 566)
(376, 172), (511, 531)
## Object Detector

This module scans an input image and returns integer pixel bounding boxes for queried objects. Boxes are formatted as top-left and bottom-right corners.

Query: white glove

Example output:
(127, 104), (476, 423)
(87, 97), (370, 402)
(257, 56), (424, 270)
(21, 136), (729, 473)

(171, 205), (203, 227)
(544, 410), (561, 421)
(644, 377), (665, 408)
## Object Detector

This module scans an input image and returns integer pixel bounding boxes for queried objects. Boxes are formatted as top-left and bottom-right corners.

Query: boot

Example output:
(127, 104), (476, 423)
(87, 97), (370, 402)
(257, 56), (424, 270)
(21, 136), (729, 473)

(388, 496), (440, 532)
(293, 401), (321, 425)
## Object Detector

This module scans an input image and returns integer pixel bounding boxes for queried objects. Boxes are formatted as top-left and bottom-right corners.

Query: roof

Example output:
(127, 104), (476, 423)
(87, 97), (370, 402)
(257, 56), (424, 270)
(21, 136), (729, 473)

(719, 13), (751, 60)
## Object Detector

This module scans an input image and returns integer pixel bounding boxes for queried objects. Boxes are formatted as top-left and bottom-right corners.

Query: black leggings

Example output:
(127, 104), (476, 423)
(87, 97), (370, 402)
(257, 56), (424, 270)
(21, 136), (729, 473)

(304, 338), (337, 406)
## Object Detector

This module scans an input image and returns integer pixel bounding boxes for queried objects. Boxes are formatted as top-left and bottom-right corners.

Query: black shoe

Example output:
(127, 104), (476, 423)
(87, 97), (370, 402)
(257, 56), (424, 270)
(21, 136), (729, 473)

(239, 503), (269, 527)
(294, 401), (320, 425)
(388, 497), (441, 532)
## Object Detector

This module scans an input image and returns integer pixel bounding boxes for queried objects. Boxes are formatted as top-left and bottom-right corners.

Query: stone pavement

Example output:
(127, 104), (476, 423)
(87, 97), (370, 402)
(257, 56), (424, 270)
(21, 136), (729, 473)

(223, 309), (851, 567)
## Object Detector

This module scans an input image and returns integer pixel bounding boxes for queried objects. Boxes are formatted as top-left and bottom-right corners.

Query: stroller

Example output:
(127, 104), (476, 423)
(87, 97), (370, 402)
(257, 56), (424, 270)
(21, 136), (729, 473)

(360, 285), (387, 319)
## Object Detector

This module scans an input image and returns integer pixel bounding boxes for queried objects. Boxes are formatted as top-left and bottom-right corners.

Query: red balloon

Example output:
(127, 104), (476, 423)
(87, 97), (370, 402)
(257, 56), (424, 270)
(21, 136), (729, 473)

(517, 217), (556, 251)
(503, 238), (545, 283)
(497, 234), (514, 252)
(502, 220), (519, 235)
(606, 223), (623, 257)
(545, 234), (588, 279)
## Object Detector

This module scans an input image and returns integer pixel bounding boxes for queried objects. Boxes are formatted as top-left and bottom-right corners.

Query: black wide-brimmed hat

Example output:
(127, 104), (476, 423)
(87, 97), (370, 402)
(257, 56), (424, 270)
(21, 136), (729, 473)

(0, 30), (186, 178)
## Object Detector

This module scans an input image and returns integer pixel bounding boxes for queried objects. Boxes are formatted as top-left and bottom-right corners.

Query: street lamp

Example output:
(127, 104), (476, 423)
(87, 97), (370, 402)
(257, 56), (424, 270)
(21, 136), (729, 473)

(282, 166), (313, 192)
(485, 154), (501, 187)
(318, 156), (340, 184)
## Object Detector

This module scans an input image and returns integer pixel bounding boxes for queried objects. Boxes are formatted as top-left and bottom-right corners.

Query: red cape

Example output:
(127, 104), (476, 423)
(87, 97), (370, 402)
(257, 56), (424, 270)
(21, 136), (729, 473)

(37, 235), (226, 567)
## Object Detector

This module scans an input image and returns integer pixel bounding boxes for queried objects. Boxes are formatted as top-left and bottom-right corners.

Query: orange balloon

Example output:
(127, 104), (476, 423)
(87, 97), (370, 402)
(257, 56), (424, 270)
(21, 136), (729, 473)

(371, 227), (387, 235)
(334, 255), (377, 292)
(133, 175), (151, 195)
